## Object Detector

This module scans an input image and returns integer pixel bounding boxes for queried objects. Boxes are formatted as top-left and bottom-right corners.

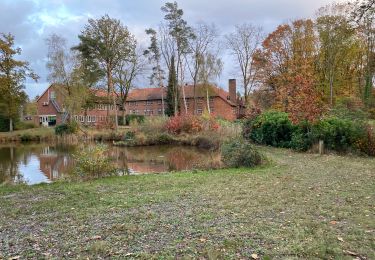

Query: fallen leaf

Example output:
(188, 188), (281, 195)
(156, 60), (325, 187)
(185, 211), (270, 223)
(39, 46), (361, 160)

(251, 253), (258, 259)
(343, 250), (358, 256)
(329, 220), (337, 225)
(337, 236), (344, 242)
(9, 256), (20, 260)
(90, 235), (102, 240)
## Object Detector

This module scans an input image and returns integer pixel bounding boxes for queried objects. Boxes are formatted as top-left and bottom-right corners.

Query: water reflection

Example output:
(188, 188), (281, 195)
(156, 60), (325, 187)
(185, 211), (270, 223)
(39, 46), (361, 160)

(0, 144), (222, 185)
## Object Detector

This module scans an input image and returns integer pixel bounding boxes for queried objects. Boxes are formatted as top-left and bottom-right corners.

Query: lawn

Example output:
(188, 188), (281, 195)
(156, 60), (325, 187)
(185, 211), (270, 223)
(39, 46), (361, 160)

(0, 147), (374, 259)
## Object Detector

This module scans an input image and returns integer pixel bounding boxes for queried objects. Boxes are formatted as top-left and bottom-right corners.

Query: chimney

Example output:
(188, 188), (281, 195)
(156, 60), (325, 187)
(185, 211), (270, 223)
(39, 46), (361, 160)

(228, 79), (236, 103)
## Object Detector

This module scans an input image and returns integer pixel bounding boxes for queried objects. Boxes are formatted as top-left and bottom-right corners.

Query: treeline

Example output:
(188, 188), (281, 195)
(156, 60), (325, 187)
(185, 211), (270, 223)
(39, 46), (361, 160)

(0, 0), (373, 131)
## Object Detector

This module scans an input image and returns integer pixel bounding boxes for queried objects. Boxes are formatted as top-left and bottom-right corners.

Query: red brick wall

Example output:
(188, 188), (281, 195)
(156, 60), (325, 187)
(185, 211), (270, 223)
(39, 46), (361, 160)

(125, 96), (237, 120)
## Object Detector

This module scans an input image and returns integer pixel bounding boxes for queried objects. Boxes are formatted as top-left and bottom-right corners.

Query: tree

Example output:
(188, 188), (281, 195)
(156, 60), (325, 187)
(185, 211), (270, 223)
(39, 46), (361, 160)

(185, 22), (218, 114)
(165, 55), (178, 116)
(144, 28), (166, 115)
(161, 2), (195, 115)
(197, 52), (223, 114)
(115, 46), (145, 124)
(45, 33), (91, 124)
(226, 23), (263, 105)
(256, 20), (323, 123)
(352, 0), (375, 106)
(73, 15), (135, 130)
(316, 3), (357, 106)
(0, 33), (38, 131)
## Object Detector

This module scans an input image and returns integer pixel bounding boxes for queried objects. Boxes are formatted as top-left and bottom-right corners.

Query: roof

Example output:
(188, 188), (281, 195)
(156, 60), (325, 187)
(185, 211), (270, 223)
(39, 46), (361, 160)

(128, 85), (237, 106)
(37, 84), (239, 107)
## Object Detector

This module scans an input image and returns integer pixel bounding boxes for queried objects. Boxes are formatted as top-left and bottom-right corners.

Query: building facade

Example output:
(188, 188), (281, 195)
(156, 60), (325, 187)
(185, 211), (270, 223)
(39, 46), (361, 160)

(36, 79), (242, 126)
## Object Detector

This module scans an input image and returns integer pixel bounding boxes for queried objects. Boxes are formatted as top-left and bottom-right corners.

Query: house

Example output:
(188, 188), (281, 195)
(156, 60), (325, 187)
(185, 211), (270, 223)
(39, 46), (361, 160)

(36, 84), (119, 126)
(35, 79), (243, 126)
(125, 79), (243, 121)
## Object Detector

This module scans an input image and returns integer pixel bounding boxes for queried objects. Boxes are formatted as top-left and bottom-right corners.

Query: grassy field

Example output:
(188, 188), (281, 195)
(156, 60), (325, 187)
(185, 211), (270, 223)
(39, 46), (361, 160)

(0, 147), (374, 259)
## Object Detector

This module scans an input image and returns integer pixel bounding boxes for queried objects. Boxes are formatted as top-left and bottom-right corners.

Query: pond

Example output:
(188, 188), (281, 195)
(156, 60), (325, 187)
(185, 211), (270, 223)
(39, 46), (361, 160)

(0, 143), (222, 185)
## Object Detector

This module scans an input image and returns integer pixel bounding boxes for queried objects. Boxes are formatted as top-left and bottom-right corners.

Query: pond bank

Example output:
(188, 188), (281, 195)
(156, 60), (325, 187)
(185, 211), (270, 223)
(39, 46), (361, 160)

(1, 146), (374, 259)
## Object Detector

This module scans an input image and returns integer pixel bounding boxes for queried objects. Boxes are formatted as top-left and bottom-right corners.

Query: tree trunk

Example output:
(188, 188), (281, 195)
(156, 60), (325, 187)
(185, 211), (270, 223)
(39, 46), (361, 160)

(182, 84), (187, 114)
(206, 88), (211, 114)
(9, 118), (13, 132)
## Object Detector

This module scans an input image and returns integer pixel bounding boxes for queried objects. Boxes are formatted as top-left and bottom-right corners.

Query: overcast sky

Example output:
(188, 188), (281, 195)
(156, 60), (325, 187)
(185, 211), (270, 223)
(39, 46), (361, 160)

(0, 0), (348, 99)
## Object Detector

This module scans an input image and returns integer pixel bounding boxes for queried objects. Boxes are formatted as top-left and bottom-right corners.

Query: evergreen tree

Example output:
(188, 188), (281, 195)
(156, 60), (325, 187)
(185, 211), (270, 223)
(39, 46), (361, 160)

(165, 55), (178, 116)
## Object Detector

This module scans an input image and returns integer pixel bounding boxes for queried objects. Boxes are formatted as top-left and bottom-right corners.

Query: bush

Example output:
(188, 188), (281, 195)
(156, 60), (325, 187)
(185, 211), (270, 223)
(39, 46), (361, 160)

(290, 121), (313, 151)
(122, 114), (145, 125)
(55, 122), (78, 136)
(73, 144), (116, 179)
(221, 138), (263, 168)
(243, 111), (295, 148)
(311, 117), (365, 152)
(166, 115), (203, 134)
(14, 121), (36, 130)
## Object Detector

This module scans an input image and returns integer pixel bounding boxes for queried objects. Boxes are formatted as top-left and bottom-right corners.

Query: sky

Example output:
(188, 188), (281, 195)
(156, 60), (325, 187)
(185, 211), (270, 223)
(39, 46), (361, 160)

(0, 0), (349, 99)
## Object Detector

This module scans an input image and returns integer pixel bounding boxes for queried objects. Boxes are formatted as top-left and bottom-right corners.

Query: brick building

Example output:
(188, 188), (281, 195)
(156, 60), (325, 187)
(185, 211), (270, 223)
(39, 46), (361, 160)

(36, 79), (242, 126)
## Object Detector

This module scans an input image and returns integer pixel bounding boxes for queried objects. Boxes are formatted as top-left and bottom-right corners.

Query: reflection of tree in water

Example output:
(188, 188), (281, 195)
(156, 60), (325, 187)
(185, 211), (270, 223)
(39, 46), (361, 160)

(0, 146), (26, 184)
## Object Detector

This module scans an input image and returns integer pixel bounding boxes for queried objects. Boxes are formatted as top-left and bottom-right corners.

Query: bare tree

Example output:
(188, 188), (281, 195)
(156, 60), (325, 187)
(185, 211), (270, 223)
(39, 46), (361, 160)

(45, 34), (89, 123)
(198, 52), (223, 114)
(226, 23), (263, 105)
(114, 46), (146, 124)
(185, 22), (218, 114)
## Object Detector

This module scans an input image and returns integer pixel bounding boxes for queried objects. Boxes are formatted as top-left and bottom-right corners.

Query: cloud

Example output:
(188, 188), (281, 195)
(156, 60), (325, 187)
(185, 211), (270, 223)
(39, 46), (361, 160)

(0, 0), (350, 98)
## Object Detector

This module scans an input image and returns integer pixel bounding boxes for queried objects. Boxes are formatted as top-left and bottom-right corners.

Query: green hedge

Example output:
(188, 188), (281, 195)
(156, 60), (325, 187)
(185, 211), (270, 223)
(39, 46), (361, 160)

(243, 111), (374, 155)
(55, 122), (78, 136)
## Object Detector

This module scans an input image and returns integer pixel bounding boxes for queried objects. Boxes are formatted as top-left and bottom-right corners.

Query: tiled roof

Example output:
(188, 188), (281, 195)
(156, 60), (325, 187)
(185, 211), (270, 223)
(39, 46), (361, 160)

(127, 85), (237, 106)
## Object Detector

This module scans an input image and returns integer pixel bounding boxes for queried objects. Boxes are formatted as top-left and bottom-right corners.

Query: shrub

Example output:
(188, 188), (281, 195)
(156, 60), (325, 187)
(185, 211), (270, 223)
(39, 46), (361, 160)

(125, 114), (145, 125)
(166, 115), (204, 134)
(55, 122), (78, 136)
(221, 138), (263, 168)
(15, 121), (36, 130)
(311, 117), (365, 152)
(73, 144), (116, 179)
(243, 111), (295, 148)
(290, 121), (313, 151)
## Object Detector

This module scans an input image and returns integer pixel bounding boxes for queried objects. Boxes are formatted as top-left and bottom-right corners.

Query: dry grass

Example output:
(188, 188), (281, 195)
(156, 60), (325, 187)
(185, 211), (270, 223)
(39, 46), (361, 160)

(0, 146), (374, 259)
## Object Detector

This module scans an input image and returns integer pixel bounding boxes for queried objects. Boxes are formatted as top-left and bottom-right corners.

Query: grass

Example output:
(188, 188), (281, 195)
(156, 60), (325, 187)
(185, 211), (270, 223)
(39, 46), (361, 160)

(0, 127), (55, 142)
(0, 146), (374, 259)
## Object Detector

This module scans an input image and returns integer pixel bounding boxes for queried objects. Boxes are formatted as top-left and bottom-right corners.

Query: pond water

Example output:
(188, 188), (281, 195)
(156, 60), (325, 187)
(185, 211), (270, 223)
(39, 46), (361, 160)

(0, 143), (222, 185)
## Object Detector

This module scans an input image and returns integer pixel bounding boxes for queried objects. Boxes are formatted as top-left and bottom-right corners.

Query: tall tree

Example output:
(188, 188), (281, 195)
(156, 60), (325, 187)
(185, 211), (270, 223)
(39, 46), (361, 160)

(226, 23), (263, 105)
(73, 15), (135, 130)
(316, 3), (357, 106)
(165, 55), (178, 116)
(144, 28), (166, 115)
(185, 23), (218, 114)
(0, 33), (38, 131)
(352, 0), (375, 106)
(256, 20), (323, 123)
(46, 34), (92, 123)
(161, 2), (195, 115)
(115, 46), (145, 124)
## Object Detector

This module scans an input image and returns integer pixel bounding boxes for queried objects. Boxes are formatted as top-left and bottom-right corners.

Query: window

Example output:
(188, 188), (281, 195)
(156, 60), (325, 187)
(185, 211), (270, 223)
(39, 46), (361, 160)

(80, 116), (84, 122)
(209, 97), (214, 103)
(50, 91), (56, 100)
(87, 116), (91, 122)
(146, 100), (153, 105)
(158, 100), (162, 105)
(197, 98), (203, 104)
(158, 109), (162, 115)
(92, 116), (96, 122)
(197, 109), (203, 115)
(210, 106), (214, 112)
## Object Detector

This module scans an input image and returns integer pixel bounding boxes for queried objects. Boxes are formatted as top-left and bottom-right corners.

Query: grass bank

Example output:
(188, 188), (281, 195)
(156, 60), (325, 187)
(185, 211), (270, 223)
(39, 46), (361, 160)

(0, 127), (55, 142)
(0, 146), (374, 259)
